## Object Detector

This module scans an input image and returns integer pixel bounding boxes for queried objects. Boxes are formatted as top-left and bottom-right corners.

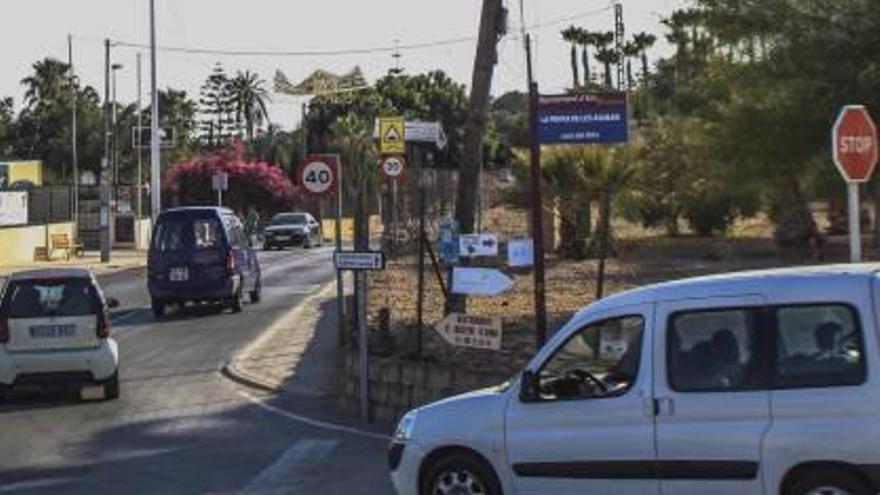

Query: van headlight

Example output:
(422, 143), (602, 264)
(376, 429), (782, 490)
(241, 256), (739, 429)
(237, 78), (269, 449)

(393, 410), (418, 443)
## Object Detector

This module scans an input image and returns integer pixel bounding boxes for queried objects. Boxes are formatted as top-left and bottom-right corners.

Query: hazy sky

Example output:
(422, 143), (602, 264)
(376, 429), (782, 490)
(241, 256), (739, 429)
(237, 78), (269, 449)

(1, 0), (684, 128)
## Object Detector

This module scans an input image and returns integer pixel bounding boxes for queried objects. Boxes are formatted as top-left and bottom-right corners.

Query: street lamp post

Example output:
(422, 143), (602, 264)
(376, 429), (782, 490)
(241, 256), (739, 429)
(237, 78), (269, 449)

(149, 0), (161, 224)
(111, 63), (123, 188)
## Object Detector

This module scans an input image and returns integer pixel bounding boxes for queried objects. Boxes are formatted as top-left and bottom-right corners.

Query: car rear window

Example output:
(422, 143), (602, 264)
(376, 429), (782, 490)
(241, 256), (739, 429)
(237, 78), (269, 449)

(1, 279), (99, 318)
(154, 215), (223, 252)
(271, 214), (307, 226)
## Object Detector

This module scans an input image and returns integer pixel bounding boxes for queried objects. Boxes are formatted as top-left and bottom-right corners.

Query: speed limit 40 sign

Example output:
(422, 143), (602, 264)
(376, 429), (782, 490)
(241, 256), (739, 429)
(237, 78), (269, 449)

(298, 155), (339, 196)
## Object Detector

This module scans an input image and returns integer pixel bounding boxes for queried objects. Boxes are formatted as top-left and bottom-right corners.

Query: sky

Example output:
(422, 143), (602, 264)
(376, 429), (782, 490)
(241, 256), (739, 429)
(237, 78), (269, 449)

(0, 0), (685, 129)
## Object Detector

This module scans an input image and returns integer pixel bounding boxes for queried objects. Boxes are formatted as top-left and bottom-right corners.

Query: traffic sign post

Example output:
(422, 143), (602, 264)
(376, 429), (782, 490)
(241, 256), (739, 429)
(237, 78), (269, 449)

(298, 156), (339, 197)
(833, 105), (878, 263)
(334, 251), (386, 271)
(211, 172), (228, 207)
(379, 117), (406, 155)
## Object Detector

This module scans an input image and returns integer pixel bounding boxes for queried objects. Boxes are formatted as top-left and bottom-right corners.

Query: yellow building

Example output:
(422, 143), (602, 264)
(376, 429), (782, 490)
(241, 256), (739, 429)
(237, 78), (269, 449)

(0, 161), (43, 188)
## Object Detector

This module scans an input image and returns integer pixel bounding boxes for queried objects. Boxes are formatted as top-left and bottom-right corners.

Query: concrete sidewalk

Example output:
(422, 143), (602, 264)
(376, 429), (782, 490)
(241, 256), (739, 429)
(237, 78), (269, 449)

(224, 280), (348, 398)
(0, 249), (147, 277)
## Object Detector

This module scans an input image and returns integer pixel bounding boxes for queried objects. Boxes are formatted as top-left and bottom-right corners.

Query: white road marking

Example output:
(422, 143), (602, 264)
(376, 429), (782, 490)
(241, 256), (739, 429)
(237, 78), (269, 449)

(239, 439), (337, 494)
(237, 391), (390, 442)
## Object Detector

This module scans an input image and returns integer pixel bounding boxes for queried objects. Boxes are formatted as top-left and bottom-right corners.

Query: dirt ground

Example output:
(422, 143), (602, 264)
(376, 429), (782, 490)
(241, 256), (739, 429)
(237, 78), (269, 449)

(366, 205), (870, 373)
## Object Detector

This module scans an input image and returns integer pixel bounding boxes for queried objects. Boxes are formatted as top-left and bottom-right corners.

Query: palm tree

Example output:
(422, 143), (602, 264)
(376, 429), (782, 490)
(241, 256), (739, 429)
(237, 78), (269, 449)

(622, 41), (641, 89)
(592, 32), (618, 89)
(632, 32), (657, 81)
(21, 58), (70, 111)
(230, 71), (270, 142)
(577, 30), (596, 87)
(561, 26), (581, 89)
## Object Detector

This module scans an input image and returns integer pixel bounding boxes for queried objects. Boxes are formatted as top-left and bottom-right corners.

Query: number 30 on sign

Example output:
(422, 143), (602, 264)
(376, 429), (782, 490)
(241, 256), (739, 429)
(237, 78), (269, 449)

(298, 155), (339, 196)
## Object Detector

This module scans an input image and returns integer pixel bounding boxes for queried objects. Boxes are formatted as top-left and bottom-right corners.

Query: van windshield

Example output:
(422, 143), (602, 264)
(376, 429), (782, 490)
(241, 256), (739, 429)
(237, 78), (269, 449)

(2, 279), (98, 318)
(154, 216), (223, 252)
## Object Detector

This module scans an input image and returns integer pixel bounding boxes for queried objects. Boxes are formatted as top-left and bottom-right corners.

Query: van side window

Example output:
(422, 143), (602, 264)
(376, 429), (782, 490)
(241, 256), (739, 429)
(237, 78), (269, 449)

(538, 315), (644, 401)
(669, 309), (763, 392)
(775, 304), (865, 389)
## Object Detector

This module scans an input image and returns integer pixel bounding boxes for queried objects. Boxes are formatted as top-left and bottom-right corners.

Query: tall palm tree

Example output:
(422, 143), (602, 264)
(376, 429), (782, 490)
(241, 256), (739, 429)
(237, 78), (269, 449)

(578, 29), (596, 87)
(632, 32), (657, 81)
(21, 58), (70, 111)
(592, 32), (618, 89)
(622, 41), (641, 89)
(561, 26), (581, 89)
(230, 71), (270, 142)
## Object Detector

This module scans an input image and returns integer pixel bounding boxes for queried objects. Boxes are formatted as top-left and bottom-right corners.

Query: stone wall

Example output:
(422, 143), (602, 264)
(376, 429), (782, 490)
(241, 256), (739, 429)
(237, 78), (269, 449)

(339, 351), (516, 425)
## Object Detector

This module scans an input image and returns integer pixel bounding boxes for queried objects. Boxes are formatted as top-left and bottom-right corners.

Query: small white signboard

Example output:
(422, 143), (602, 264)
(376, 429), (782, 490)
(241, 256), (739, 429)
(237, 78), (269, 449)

(334, 251), (385, 271)
(435, 313), (502, 350)
(0, 192), (28, 227)
(507, 238), (534, 267)
(459, 233), (499, 257)
(452, 267), (514, 296)
(212, 172), (228, 191)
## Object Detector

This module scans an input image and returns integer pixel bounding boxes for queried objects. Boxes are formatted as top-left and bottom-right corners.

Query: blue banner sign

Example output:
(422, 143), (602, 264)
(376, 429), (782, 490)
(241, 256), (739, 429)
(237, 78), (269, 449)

(537, 93), (629, 145)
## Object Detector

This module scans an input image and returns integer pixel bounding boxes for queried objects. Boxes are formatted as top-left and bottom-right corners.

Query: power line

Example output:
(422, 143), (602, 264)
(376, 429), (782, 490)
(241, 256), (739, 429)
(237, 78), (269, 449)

(106, 5), (613, 58)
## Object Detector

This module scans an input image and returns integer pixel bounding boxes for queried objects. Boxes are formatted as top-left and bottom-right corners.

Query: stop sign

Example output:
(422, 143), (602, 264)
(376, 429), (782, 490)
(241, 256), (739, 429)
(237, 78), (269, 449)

(833, 105), (878, 183)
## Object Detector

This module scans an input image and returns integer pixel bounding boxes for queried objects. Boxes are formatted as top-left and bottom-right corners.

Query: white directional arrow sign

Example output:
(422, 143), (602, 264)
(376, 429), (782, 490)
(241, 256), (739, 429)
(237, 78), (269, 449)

(435, 313), (503, 350)
(452, 267), (514, 296)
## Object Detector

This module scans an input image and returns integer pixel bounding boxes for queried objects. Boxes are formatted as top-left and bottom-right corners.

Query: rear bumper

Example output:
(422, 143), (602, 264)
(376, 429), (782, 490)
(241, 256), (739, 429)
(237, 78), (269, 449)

(0, 338), (119, 386)
(148, 277), (235, 301)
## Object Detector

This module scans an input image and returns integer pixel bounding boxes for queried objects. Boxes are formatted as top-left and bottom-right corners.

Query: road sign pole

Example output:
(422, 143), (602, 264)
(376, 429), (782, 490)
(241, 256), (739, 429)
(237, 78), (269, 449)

(391, 178), (398, 254)
(357, 269), (369, 424)
(527, 36), (548, 347)
(848, 182), (861, 263)
(335, 156), (346, 350)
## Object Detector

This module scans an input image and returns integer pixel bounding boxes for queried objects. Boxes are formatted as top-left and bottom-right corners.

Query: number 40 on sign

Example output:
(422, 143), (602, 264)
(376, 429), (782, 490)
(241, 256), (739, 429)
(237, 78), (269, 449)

(299, 155), (339, 196)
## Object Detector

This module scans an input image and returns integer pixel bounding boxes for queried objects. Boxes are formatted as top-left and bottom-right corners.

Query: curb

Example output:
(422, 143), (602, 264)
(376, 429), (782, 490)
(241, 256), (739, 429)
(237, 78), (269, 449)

(221, 280), (340, 395)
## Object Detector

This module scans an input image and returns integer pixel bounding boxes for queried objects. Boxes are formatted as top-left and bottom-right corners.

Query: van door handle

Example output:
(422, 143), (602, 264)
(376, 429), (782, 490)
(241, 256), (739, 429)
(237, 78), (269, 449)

(655, 397), (675, 416)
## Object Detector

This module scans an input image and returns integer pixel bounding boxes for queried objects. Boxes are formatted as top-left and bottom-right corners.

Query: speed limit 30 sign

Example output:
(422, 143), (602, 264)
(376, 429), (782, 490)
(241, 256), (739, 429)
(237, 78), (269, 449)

(380, 155), (406, 179)
(298, 155), (339, 196)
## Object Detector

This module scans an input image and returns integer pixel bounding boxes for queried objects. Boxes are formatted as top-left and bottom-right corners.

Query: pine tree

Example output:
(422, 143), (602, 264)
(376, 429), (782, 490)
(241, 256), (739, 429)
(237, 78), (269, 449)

(198, 63), (235, 147)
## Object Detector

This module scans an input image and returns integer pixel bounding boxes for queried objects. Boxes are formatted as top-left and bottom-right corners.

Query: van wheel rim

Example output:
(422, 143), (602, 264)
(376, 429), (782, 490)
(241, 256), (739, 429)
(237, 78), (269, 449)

(432, 469), (486, 495)
(807, 487), (852, 495)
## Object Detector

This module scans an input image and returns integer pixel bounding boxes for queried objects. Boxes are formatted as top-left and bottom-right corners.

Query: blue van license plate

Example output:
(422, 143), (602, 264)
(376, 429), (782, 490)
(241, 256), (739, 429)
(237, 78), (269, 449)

(170, 267), (189, 282)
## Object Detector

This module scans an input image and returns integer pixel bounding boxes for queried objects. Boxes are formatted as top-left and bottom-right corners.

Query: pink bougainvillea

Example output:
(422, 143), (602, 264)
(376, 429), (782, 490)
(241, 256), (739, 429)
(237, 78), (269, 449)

(163, 141), (302, 215)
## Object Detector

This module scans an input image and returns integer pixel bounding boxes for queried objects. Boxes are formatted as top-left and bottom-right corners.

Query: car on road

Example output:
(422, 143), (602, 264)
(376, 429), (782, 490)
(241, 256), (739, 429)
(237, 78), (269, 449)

(148, 207), (261, 317)
(0, 269), (120, 401)
(263, 212), (323, 250)
(389, 265), (880, 495)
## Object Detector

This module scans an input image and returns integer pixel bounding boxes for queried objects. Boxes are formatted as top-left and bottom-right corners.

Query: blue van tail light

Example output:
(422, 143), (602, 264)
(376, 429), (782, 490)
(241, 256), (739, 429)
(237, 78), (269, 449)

(96, 311), (110, 338)
(226, 251), (236, 275)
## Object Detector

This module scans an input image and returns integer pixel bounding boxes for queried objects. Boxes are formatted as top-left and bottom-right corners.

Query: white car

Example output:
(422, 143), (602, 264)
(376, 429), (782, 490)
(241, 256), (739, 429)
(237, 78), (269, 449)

(389, 264), (880, 495)
(0, 269), (120, 400)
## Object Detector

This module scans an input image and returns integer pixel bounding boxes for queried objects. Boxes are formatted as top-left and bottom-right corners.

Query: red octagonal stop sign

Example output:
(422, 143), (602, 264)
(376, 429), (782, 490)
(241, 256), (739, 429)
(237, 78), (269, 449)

(833, 105), (878, 183)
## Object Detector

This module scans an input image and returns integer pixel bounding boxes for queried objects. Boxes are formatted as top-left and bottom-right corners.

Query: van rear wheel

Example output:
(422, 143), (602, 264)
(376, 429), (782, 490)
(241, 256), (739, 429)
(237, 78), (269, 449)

(789, 469), (872, 495)
(151, 298), (165, 318)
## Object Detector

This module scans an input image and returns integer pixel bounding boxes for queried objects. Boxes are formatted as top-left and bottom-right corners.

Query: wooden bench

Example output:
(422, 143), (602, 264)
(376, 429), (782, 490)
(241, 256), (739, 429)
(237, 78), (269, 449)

(50, 234), (84, 261)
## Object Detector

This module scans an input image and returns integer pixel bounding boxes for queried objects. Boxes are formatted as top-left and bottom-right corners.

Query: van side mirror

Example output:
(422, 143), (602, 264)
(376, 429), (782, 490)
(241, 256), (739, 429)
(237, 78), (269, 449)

(106, 298), (120, 309)
(519, 370), (540, 403)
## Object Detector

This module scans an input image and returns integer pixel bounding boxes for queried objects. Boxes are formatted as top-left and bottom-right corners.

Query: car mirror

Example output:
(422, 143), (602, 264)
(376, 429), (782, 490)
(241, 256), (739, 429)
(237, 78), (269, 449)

(519, 370), (540, 403)
(106, 297), (120, 309)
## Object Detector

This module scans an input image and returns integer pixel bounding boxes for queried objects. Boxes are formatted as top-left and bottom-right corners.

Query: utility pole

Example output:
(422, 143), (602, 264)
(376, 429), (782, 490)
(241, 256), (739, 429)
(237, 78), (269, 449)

(614, 1), (625, 91)
(101, 39), (111, 263)
(111, 63), (123, 188)
(452, 0), (505, 312)
(150, 0), (161, 224)
(136, 52), (143, 219)
(68, 34), (79, 232)
(526, 35), (548, 347)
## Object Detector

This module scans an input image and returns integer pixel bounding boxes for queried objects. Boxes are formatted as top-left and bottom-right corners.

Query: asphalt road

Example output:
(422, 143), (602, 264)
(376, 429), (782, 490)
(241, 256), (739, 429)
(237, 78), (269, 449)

(0, 247), (395, 495)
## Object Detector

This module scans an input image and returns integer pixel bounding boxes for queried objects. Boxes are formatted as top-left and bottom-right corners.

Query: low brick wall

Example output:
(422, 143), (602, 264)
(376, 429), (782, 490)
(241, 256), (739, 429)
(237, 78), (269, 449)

(339, 351), (515, 425)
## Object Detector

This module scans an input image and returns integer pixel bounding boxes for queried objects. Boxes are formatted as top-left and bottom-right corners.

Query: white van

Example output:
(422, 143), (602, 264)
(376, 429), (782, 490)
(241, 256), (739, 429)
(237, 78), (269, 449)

(0, 269), (120, 400)
(389, 265), (880, 495)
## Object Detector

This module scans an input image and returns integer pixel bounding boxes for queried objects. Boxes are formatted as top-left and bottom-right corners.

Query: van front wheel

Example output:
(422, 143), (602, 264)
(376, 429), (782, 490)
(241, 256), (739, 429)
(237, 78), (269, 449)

(789, 469), (872, 495)
(421, 453), (501, 495)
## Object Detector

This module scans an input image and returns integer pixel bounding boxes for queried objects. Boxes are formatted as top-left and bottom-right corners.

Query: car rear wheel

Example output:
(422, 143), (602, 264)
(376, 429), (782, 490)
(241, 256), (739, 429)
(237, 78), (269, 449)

(789, 469), (872, 495)
(151, 298), (165, 318)
(421, 453), (501, 495)
(103, 373), (120, 400)
(249, 280), (262, 304)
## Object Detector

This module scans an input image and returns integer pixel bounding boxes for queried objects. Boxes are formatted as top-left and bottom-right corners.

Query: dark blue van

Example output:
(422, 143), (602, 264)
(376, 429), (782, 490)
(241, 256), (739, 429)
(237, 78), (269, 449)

(147, 207), (261, 317)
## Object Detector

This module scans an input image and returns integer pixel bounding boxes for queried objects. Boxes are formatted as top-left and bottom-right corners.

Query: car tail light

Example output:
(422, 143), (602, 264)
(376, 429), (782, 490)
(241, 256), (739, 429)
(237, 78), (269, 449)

(227, 251), (236, 275)
(0, 318), (8, 344)
(96, 311), (110, 339)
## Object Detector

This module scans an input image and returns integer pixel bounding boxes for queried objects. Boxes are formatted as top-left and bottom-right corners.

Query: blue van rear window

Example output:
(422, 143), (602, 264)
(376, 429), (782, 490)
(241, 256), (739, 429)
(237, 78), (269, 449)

(154, 216), (222, 251)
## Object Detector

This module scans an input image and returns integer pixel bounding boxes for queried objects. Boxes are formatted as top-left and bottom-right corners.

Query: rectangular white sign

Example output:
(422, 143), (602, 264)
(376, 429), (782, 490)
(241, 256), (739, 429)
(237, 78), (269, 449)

(334, 251), (385, 270)
(452, 267), (514, 296)
(459, 233), (499, 257)
(0, 192), (28, 227)
(507, 238), (534, 267)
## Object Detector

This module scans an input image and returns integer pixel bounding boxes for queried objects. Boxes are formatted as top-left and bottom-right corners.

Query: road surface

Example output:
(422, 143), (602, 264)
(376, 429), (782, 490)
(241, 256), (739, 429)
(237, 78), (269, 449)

(0, 247), (395, 495)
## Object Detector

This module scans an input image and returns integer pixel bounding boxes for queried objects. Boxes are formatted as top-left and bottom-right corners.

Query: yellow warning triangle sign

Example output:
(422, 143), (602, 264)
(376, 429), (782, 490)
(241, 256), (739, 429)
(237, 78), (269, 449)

(379, 116), (406, 154)
(385, 126), (401, 142)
